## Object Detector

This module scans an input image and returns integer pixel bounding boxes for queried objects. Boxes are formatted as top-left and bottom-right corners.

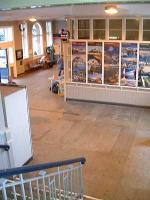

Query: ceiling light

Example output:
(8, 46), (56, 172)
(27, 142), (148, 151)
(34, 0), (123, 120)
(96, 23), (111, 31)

(30, 6), (37, 9)
(1, 8), (11, 11)
(105, 6), (118, 15)
(29, 17), (37, 22)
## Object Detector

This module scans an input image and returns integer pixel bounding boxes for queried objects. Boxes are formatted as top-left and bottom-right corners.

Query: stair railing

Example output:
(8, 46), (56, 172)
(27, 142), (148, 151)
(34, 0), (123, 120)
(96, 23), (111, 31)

(0, 157), (86, 200)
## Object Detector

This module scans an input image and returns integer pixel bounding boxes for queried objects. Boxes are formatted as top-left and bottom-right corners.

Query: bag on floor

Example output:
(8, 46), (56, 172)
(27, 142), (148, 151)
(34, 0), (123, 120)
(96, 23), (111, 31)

(51, 81), (59, 94)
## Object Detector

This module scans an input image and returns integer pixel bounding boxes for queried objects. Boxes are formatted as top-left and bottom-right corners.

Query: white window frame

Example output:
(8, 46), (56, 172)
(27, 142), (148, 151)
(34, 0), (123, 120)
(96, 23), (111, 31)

(32, 22), (43, 56)
(0, 26), (13, 43)
(21, 23), (29, 59)
(108, 18), (123, 40)
(78, 19), (90, 40)
(46, 21), (53, 47)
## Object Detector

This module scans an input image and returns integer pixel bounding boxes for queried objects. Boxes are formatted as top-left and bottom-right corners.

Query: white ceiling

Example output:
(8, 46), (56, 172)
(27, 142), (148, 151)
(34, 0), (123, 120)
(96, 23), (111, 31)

(0, 3), (150, 21)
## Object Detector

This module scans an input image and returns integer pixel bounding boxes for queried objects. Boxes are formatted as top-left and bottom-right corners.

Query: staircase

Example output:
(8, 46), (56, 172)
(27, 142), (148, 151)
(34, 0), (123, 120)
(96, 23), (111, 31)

(0, 157), (86, 200)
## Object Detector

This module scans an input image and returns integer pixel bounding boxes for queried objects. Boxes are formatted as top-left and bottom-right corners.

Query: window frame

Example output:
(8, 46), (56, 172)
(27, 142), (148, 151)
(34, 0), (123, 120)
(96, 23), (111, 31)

(32, 22), (44, 57)
(109, 19), (123, 40)
(142, 18), (150, 41)
(77, 19), (90, 40)
(46, 21), (53, 47)
(21, 23), (29, 59)
(125, 18), (140, 41)
(93, 18), (106, 40)
(0, 26), (13, 43)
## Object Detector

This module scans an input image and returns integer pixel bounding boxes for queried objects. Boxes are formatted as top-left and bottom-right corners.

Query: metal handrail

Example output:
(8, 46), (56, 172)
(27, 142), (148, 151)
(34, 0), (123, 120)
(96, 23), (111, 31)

(0, 157), (86, 178)
(0, 144), (10, 151)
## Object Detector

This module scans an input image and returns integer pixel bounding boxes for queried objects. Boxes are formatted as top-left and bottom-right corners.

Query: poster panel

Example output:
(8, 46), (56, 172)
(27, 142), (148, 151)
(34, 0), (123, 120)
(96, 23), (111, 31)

(0, 49), (8, 68)
(72, 42), (86, 82)
(121, 43), (137, 87)
(104, 42), (119, 85)
(139, 43), (150, 88)
(88, 42), (102, 84)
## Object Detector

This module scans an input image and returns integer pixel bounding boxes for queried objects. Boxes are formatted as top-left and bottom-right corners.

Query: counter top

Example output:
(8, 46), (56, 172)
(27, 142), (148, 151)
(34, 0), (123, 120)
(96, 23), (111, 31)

(0, 85), (25, 97)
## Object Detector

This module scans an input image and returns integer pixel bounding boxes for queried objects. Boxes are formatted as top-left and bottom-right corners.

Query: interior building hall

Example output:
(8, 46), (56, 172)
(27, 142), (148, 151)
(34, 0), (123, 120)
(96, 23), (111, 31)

(0, 1), (150, 200)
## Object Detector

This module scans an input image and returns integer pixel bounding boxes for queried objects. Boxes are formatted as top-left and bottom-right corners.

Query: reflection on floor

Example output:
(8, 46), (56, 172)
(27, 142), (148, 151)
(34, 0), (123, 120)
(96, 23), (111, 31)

(16, 67), (150, 200)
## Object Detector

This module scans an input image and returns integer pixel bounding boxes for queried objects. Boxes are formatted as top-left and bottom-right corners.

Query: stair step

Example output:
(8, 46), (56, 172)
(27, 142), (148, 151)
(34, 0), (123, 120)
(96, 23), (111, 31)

(83, 195), (103, 200)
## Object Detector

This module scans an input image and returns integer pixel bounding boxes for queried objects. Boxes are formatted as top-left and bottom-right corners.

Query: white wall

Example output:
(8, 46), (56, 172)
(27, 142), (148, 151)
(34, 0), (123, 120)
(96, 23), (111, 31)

(0, 94), (5, 129)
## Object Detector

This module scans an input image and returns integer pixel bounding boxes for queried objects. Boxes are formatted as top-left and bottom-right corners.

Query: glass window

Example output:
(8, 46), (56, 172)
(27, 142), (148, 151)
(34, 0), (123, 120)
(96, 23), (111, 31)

(143, 19), (150, 41)
(21, 23), (29, 59)
(0, 27), (13, 42)
(93, 19), (105, 39)
(109, 19), (122, 40)
(46, 22), (53, 46)
(8, 47), (14, 64)
(78, 19), (90, 39)
(126, 19), (139, 29)
(78, 30), (90, 39)
(93, 30), (105, 40)
(93, 19), (105, 29)
(78, 20), (89, 29)
(32, 23), (43, 56)
(126, 19), (139, 40)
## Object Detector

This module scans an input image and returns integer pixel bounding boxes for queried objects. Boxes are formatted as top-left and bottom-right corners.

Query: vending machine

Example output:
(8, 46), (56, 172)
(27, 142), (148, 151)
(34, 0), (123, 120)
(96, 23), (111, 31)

(0, 48), (9, 84)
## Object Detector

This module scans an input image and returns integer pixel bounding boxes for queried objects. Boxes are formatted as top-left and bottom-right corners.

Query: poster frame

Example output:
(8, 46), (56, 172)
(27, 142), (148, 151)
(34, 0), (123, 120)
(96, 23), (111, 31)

(71, 41), (87, 83)
(87, 41), (103, 84)
(120, 42), (138, 87)
(138, 42), (150, 88)
(70, 39), (150, 90)
(104, 41), (120, 86)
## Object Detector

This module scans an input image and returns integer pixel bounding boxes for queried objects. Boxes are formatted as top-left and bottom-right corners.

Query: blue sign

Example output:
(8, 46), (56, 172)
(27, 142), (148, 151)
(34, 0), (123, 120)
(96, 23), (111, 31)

(0, 68), (9, 83)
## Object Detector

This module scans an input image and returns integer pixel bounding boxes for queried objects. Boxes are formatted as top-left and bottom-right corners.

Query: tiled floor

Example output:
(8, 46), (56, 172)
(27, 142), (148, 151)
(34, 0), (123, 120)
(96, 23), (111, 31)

(16, 67), (150, 200)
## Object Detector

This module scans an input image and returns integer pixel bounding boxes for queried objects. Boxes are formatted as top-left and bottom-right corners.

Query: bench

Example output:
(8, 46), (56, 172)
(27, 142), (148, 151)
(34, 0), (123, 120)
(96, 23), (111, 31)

(28, 58), (44, 70)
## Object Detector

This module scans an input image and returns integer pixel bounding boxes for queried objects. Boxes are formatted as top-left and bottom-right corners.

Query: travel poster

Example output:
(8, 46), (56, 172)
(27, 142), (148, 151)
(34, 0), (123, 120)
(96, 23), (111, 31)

(104, 42), (119, 85)
(139, 43), (150, 88)
(121, 43), (137, 87)
(72, 42), (86, 82)
(88, 42), (102, 84)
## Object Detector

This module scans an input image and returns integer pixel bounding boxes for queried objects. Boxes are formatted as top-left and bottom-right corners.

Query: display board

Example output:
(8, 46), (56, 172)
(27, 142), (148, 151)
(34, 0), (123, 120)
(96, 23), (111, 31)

(104, 42), (119, 85)
(72, 42), (86, 82)
(139, 43), (150, 88)
(88, 42), (102, 84)
(71, 40), (150, 90)
(121, 43), (137, 87)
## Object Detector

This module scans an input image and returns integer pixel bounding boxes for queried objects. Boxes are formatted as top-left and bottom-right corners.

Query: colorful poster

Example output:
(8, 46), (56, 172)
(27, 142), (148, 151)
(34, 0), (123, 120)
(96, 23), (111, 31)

(104, 42), (119, 85)
(72, 42), (86, 82)
(88, 42), (102, 84)
(139, 43), (150, 88)
(121, 43), (137, 87)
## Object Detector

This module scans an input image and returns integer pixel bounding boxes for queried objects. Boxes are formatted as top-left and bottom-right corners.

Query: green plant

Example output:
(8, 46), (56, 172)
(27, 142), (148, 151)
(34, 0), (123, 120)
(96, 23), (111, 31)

(46, 46), (55, 54)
